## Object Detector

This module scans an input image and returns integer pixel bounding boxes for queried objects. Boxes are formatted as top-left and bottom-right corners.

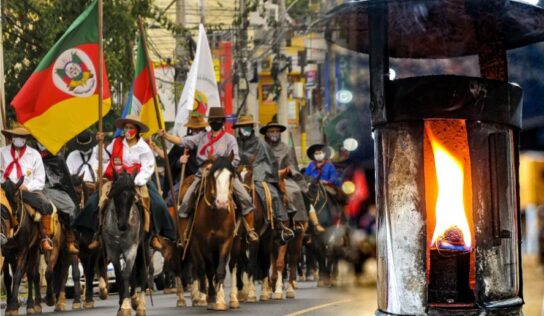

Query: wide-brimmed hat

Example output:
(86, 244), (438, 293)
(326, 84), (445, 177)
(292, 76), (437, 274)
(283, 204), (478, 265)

(114, 114), (149, 133)
(233, 115), (258, 128)
(259, 121), (287, 135)
(307, 144), (332, 160)
(72, 131), (96, 151)
(207, 107), (226, 119)
(1, 124), (31, 138)
(185, 113), (208, 129)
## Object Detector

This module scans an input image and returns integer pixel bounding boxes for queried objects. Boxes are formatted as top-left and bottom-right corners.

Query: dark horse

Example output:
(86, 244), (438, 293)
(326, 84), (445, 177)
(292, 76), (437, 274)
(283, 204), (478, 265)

(71, 174), (109, 308)
(102, 171), (149, 316)
(304, 176), (351, 287)
(1, 178), (42, 316)
(190, 156), (237, 311)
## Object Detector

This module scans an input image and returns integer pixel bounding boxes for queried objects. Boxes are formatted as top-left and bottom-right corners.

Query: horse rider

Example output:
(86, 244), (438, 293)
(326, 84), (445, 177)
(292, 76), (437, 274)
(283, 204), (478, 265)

(66, 131), (98, 190)
(158, 107), (259, 247)
(36, 142), (80, 254)
(0, 125), (54, 252)
(234, 115), (295, 242)
(261, 121), (325, 233)
(148, 112), (204, 205)
(305, 144), (340, 187)
(74, 115), (176, 250)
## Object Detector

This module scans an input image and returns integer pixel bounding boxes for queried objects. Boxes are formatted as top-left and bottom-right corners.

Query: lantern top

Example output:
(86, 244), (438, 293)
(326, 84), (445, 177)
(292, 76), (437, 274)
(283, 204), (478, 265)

(322, 0), (544, 58)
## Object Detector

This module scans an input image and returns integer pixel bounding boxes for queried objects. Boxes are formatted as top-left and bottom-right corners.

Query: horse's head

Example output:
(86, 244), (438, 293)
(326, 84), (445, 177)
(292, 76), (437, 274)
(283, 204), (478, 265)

(303, 175), (320, 201)
(109, 171), (137, 231)
(207, 156), (236, 211)
(71, 174), (86, 204)
(1, 177), (24, 210)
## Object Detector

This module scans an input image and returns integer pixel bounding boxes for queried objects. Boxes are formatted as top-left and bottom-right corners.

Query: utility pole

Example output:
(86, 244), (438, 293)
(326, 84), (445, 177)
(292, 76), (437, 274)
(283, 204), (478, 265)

(277, 0), (289, 143)
(0, 0), (6, 137)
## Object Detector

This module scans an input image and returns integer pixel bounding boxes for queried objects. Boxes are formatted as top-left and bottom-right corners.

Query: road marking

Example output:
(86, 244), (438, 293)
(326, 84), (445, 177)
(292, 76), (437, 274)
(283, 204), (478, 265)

(285, 299), (354, 316)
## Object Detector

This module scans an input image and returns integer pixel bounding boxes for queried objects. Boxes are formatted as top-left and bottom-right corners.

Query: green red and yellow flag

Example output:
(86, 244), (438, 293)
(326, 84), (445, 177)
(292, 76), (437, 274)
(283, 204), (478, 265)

(126, 31), (164, 138)
(11, 0), (110, 154)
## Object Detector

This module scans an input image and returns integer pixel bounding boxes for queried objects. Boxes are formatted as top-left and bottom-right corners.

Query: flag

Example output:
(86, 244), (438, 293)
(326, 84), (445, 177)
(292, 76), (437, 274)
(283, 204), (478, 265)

(173, 24), (221, 136)
(114, 82), (135, 138)
(128, 32), (163, 138)
(11, 0), (111, 154)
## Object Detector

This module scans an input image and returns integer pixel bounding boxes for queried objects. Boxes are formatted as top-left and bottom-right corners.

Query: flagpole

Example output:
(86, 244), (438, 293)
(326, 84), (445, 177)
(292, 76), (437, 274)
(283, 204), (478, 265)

(97, 0), (104, 191)
(138, 19), (179, 228)
(0, 0), (6, 133)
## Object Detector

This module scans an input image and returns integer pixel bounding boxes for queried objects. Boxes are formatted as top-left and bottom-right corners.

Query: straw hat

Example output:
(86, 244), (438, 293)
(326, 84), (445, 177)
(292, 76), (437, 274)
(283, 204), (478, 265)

(307, 144), (332, 160)
(207, 107), (226, 119)
(114, 114), (149, 133)
(185, 113), (208, 129)
(259, 121), (287, 135)
(233, 115), (258, 128)
(1, 124), (31, 138)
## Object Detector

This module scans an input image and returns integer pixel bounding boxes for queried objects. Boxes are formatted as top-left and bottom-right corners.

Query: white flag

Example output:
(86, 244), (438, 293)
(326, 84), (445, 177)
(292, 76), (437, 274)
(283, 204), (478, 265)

(173, 24), (221, 136)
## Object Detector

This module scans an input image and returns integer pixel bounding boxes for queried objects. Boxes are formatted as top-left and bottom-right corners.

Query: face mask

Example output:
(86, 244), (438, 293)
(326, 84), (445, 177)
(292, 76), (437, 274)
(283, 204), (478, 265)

(12, 137), (26, 148)
(209, 121), (224, 131)
(268, 135), (280, 142)
(314, 153), (325, 161)
(37, 143), (47, 152)
(124, 129), (137, 140)
(240, 127), (253, 137)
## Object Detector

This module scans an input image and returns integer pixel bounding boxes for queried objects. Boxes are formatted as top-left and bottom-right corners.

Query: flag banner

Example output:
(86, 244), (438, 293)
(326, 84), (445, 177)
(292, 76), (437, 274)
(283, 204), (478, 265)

(11, 0), (111, 154)
(173, 23), (221, 136)
(131, 32), (164, 138)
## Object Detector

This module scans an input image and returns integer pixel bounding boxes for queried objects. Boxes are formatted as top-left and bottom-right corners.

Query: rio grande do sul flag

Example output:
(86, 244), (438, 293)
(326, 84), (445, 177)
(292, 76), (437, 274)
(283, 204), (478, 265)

(11, 0), (110, 154)
(124, 32), (164, 138)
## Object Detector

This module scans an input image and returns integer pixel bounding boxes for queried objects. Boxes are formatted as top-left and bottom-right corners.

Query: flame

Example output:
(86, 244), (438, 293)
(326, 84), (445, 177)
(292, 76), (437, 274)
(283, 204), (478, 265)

(428, 131), (472, 250)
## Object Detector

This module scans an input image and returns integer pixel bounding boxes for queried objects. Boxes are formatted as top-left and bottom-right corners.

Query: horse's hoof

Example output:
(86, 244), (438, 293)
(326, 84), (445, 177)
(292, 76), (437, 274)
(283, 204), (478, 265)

(33, 305), (42, 314)
(259, 294), (270, 301)
(45, 296), (55, 307)
(292, 281), (298, 289)
(215, 302), (228, 311)
(207, 303), (215, 310)
(272, 292), (283, 300)
(176, 299), (187, 307)
(246, 295), (257, 303)
(317, 280), (327, 287)
(5, 309), (18, 316)
(194, 298), (208, 307)
(54, 303), (66, 312)
(99, 287), (109, 300)
(72, 302), (82, 310)
(131, 296), (139, 311)
(229, 300), (240, 309)
(83, 301), (95, 309)
(164, 288), (176, 295)
(136, 309), (146, 316)
(26, 307), (35, 315)
(286, 290), (295, 299)
(117, 308), (131, 316)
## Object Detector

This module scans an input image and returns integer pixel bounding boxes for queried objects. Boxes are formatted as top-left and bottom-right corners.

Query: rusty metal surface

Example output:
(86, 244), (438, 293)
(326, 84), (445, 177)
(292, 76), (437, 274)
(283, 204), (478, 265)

(322, 0), (544, 59)
(375, 123), (427, 315)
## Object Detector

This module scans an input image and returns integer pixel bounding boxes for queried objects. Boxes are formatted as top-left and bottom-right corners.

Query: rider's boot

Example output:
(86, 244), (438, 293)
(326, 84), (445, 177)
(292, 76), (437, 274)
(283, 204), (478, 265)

(151, 234), (163, 250)
(277, 221), (295, 244)
(88, 230), (101, 250)
(40, 214), (54, 252)
(308, 210), (325, 234)
(243, 212), (259, 243)
(177, 217), (190, 248)
(65, 228), (80, 255)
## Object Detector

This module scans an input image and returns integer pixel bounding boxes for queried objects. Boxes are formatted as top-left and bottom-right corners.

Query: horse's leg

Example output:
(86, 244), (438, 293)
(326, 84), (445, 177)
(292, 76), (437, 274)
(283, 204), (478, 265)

(287, 222), (307, 298)
(26, 264), (35, 315)
(97, 251), (109, 300)
(54, 252), (71, 312)
(44, 245), (60, 306)
(315, 239), (329, 287)
(205, 262), (216, 310)
(228, 238), (240, 309)
(26, 249), (42, 315)
(6, 254), (27, 316)
(71, 254), (82, 310)
(272, 243), (287, 300)
(82, 252), (96, 308)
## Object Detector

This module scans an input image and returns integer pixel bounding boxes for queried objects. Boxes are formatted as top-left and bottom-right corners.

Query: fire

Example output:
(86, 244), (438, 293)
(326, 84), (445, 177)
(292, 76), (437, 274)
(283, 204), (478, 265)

(427, 122), (472, 251)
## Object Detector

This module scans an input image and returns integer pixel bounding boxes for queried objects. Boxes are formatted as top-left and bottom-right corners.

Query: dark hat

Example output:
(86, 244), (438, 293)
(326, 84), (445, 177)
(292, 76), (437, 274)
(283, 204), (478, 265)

(207, 107), (226, 119)
(233, 115), (258, 128)
(307, 144), (332, 160)
(1, 124), (31, 138)
(72, 131), (96, 151)
(185, 113), (208, 129)
(114, 114), (149, 133)
(259, 121), (287, 135)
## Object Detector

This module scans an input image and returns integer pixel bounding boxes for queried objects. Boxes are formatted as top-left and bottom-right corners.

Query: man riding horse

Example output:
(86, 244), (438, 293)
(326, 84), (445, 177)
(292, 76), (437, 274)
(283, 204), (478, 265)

(234, 115), (294, 242)
(73, 115), (176, 251)
(261, 121), (325, 233)
(159, 107), (259, 246)
(0, 125), (54, 252)
(66, 131), (98, 190)
(305, 144), (340, 187)
(37, 142), (80, 254)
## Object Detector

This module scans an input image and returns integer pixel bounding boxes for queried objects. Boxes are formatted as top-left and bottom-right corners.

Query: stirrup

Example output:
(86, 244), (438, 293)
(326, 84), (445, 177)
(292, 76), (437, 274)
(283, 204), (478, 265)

(246, 228), (259, 243)
(0, 233), (7, 246)
(280, 228), (295, 243)
(41, 237), (54, 251)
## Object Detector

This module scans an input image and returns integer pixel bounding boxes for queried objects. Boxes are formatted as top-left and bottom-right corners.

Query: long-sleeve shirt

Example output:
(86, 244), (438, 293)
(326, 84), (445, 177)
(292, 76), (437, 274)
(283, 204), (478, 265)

(178, 130), (240, 167)
(103, 137), (154, 186)
(237, 134), (279, 183)
(66, 146), (99, 182)
(305, 160), (340, 187)
(0, 145), (45, 192)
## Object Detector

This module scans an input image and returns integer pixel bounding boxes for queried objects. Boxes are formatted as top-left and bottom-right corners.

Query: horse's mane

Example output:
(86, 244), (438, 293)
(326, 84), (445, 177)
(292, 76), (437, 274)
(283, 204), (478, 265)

(208, 157), (236, 177)
(109, 172), (136, 197)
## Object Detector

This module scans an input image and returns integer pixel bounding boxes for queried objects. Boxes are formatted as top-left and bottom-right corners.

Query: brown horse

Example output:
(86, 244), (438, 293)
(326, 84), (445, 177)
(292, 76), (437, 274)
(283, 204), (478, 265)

(189, 156), (237, 311)
(1, 178), (42, 316)
(71, 175), (109, 308)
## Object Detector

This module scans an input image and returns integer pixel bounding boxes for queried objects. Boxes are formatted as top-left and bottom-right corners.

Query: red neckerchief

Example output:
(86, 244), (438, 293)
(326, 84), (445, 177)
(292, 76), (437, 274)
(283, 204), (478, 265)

(199, 130), (225, 157)
(4, 145), (27, 180)
(104, 138), (141, 179)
